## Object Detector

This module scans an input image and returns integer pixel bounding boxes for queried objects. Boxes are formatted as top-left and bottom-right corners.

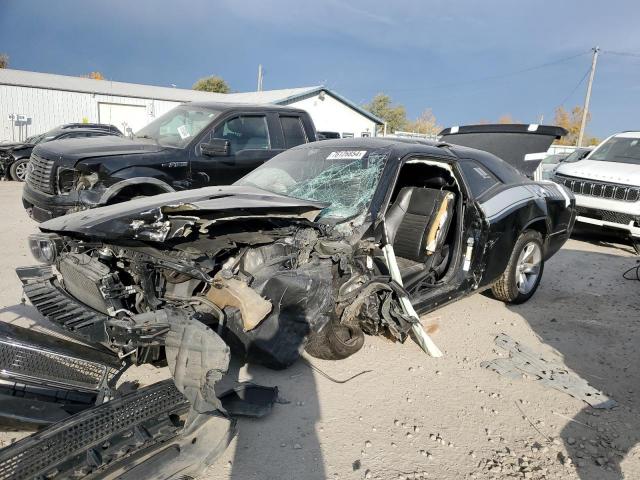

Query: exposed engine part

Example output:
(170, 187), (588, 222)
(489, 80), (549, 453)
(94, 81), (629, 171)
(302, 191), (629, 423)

(206, 277), (272, 332)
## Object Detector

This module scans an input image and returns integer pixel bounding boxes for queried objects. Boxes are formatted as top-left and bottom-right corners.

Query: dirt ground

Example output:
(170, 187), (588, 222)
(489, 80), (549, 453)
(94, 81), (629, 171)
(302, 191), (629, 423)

(0, 181), (638, 480)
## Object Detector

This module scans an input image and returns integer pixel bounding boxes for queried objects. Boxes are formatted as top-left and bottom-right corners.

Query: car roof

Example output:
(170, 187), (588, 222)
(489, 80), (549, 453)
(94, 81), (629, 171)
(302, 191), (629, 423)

(186, 101), (307, 114)
(295, 137), (527, 184)
(302, 137), (455, 159)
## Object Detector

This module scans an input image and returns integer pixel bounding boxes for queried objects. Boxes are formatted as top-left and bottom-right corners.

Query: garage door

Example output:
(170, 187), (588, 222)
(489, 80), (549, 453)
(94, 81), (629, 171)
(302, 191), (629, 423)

(98, 103), (149, 135)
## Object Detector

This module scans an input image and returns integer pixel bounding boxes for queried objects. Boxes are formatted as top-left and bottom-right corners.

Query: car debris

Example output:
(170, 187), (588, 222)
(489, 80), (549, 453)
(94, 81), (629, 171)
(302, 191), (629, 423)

(1, 132), (576, 478)
(481, 333), (617, 409)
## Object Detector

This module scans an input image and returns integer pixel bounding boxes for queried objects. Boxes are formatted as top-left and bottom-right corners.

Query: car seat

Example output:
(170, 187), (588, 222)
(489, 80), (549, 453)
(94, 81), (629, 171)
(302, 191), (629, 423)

(384, 187), (456, 290)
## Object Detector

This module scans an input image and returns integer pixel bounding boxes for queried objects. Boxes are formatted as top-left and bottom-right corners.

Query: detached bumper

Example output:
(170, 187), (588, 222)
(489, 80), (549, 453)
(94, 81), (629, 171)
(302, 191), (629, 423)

(0, 315), (121, 429)
(0, 380), (235, 480)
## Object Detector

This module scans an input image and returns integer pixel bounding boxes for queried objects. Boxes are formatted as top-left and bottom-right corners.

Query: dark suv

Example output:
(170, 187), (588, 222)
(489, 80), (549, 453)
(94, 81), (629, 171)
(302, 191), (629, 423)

(22, 102), (317, 222)
(0, 123), (122, 181)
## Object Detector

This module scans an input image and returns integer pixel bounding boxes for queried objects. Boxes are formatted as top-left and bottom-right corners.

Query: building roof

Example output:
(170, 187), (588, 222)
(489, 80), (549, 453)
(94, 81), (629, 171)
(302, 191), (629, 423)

(0, 68), (383, 125)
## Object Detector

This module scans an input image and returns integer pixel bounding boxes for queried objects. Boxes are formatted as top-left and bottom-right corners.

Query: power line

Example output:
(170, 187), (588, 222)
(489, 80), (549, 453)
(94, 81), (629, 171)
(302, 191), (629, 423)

(556, 65), (592, 107)
(602, 50), (640, 59)
(351, 50), (592, 95)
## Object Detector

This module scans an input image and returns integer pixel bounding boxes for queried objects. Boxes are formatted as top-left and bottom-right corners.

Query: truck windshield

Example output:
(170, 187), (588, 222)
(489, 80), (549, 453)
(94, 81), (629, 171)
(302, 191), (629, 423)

(589, 136), (640, 165)
(135, 105), (219, 148)
(235, 146), (389, 220)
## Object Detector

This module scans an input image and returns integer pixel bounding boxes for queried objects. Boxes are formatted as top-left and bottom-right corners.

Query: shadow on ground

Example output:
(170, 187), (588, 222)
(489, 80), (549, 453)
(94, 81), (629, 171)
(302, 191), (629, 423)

(504, 237), (639, 479)
(216, 356), (326, 480)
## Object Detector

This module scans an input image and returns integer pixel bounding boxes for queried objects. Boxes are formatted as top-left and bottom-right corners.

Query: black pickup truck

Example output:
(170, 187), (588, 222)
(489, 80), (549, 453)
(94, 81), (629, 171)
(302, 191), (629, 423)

(22, 102), (317, 222)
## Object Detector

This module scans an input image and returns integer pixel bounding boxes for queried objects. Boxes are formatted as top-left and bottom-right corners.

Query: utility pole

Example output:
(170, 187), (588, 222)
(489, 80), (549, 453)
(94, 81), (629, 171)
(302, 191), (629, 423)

(257, 64), (263, 92)
(577, 46), (599, 147)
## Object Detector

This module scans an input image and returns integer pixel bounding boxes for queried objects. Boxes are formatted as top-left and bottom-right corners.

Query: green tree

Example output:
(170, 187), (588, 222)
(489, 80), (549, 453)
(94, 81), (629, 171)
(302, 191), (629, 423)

(364, 93), (407, 134)
(405, 108), (441, 136)
(0, 53), (8, 69)
(192, 75), (230, 93)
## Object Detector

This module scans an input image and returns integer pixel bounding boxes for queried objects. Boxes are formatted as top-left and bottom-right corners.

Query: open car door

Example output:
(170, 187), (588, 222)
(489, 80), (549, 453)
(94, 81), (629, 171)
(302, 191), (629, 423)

(439, 124), (567, 177)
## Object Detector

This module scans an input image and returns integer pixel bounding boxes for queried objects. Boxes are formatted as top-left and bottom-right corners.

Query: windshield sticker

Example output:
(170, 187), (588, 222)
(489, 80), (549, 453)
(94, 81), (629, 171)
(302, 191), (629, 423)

(327, 150), (367, 160)
(177, 125), (191, 140)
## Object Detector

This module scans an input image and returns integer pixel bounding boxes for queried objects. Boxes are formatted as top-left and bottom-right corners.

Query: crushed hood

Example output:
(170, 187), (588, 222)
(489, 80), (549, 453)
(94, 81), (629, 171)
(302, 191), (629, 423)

(39, 185), (327, 240)
(555, 159), (640, 186)
(33, 136), (168, 165)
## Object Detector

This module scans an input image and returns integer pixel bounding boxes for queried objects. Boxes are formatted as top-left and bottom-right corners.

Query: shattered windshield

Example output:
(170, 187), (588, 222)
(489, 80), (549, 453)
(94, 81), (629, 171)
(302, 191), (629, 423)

(589, 136), (640, 165)
(135, 105), (220, 148)
(235, 146), (389, 220)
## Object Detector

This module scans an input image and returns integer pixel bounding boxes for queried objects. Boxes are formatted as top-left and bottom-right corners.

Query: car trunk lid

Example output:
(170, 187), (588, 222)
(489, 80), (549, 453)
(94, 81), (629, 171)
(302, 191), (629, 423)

(439, 124), (567, 177)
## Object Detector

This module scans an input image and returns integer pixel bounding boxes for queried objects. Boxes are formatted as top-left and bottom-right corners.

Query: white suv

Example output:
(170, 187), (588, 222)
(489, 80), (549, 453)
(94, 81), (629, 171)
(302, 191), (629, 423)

(553, 131), (640, 239)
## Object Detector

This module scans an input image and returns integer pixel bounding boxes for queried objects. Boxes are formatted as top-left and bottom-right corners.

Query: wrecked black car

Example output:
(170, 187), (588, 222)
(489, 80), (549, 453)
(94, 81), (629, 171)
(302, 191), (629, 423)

(0, 123), (122, 182)
(0, 135), (575, 478)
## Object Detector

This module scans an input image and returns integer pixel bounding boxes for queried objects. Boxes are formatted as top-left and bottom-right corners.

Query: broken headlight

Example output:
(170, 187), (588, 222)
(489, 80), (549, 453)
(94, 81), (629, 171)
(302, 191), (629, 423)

(28, 233), (63, 265)
(56, 167), (77, 195)
(76, 172), (99, 190)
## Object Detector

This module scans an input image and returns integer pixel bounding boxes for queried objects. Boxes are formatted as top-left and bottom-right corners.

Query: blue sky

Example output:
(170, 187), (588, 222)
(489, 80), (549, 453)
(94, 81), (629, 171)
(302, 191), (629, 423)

(1, 0), (638, 138)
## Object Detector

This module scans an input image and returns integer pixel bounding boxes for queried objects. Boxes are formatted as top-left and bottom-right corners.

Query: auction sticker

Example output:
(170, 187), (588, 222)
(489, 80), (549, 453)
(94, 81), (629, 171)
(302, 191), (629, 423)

(177, 125), (191, 140)
(327, 150), (367, 160)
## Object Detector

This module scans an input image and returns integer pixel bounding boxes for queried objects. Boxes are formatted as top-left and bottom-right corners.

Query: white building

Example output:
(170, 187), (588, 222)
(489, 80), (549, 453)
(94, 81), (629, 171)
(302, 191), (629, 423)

(0, 68), (382, 141)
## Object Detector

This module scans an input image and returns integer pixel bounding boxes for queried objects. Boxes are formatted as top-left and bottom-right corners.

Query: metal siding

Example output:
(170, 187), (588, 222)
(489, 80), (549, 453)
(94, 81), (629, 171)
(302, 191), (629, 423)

(0, 85), (182, 141)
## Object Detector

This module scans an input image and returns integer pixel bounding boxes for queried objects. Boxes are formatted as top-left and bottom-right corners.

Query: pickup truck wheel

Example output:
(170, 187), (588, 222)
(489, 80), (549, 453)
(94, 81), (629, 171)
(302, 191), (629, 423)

(305, 317), (365, 360)
(491, 230), (544, 304)
(10, 159), (29, 182)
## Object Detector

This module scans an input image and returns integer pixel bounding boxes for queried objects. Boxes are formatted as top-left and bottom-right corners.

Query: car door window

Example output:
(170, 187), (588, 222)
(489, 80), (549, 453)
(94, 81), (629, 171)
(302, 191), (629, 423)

(459, 159), (501, 198)
(212, 116), (270, 154)
(280, 116), (307, 148)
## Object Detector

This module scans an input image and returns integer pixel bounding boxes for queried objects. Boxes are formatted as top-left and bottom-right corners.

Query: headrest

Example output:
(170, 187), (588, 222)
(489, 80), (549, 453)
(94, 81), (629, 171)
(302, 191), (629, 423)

(422, 176), (451, 189)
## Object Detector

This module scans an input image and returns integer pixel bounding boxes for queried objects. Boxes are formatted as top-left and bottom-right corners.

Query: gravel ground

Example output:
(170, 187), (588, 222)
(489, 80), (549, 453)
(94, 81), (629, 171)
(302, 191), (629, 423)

(0, 181), (638, 480)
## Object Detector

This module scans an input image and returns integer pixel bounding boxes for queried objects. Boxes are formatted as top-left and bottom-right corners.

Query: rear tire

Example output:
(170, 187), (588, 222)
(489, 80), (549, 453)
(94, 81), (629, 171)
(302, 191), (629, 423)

(10, 158), (29, 182)
(305, 317), (365, 360)
(491, 230), (544, 304)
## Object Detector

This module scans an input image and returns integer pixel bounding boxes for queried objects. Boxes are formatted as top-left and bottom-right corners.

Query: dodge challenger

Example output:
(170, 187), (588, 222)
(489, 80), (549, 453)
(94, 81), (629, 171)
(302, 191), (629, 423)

(0, 130), (575, 479)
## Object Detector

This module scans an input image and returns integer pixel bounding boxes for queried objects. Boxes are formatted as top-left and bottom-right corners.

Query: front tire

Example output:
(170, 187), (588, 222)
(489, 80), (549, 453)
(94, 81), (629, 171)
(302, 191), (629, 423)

(10, 158), (29, 182)
(305, 317), (365, 360)
(491, 230), (544, 304)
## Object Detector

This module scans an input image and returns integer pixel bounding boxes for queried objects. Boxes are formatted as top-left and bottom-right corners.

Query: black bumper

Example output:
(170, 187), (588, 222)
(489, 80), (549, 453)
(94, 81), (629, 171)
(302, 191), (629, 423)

(22, 183), (74, 222)
(21, 183), (97, 223)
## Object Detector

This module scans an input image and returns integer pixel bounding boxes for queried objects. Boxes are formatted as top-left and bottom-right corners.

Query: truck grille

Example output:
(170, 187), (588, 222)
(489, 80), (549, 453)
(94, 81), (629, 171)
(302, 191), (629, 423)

(26, 153), (55, 194)
(553, 174), (640, 202)
(576, 206), (638, 225)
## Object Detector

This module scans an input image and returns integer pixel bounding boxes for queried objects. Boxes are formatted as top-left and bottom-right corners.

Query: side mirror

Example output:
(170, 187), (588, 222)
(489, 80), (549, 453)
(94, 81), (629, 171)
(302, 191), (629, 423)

(201, 138), (230, 157)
